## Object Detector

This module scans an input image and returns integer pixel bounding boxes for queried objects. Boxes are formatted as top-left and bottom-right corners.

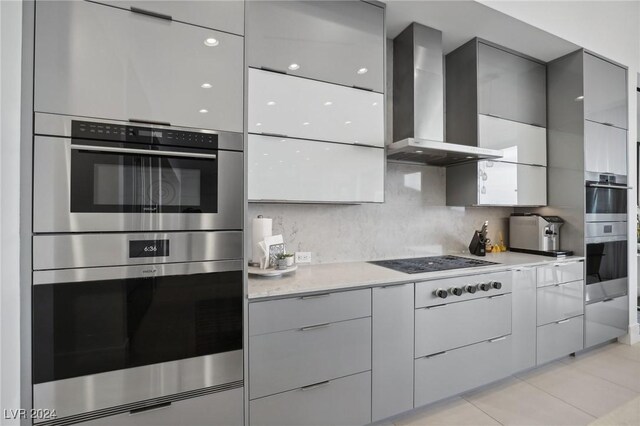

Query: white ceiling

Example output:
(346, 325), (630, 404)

(383, 0), (580, 62)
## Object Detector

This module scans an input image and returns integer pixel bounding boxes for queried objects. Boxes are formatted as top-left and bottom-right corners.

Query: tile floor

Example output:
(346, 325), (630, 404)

(390, 341), (640, 426)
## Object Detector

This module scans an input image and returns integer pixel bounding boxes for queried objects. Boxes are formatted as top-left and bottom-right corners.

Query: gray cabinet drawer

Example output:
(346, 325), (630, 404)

(80, 388), (243, 426)
(415, 335), (511, 407)
(249, 288), (371, 336)
(249, 317), (371, 399)
(537, 280), (584, 326)
(415, 294), (511, 357)
(585, 295), (628, 348)
(96, 1), (244, 35)
(537, 315), (584, 365)
(249, 371), (371, 426)
(35, 1), (243, 133)
(537, 261), (584, 287)
(246, 0), (384, 92)
(415, 271), (511, 308)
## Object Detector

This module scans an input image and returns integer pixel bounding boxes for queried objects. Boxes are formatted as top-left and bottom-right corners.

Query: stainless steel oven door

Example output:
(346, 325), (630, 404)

(32, 259), (243, 422)
(33, 116), (243, 233)
(585, 181), (629, 222)
(585, 232), (628, 304)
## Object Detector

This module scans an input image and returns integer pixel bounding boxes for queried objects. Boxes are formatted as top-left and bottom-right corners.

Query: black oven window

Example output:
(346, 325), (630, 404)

(586, 240), (628, 285)
(70, 146), (218, 213)
(33, 271), (242, 384)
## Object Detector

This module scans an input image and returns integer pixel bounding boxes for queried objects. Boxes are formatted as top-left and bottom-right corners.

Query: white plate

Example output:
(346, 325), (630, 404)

(248, 265), (298, 277)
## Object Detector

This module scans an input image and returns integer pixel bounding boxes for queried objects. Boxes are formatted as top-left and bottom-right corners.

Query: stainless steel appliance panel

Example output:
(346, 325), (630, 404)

(372, 284), (414, 422)
(415, 271), (511, 308)
(585, 278), (628, 304)
(35, 1), (243, 132)
(34, 350), (243, 422)
(585, 238), (627, 302)
(536, 280), (584, 326)
(95, 1), (245, 35)
(585, 222), (627, 240)
(585, 180), (629, 222)
(415, 294), (512, 357)
(585, 295), (629, 348)
(249, 371), (372, 426)
(536, 315), (583, 365)
(249, 317), (371, 400)
(33, 232), (241, 271)
(246, 0), (384, 92)
(33, 135), (243, 233)
(414, 335), (511, 407)
(78, 387), (243, 426)
(249, 288), (371, 336)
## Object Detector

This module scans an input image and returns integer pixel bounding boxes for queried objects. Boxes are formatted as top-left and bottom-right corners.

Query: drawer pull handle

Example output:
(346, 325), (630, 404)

(130, 7), (173, 21)
(489, 336), (507, 343)
(301, 380), (330, 391)
(488, 294), (508, 300)
(425, 304), (447, 310)
(511, 267), (533, 272)
(130, 402), (171, 415)
(129, 118), (171, 126)
(602, 298), (615, 302)
(352, 85), (374, 92)
(556, 319), (571, 324)
(300, 323), (331, 331)
(260, 132), (289, 138)
(425, 351), (447, 359)
(260, 66), (288, 75)
(300, 293), (331, 300)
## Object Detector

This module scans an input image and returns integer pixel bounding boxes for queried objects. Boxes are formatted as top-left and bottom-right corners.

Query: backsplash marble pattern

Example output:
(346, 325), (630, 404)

(248, 162), (513, 264)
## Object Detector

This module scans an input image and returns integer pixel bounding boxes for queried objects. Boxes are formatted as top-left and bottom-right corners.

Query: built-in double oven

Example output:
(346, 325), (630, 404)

(31, 114), (244, 424)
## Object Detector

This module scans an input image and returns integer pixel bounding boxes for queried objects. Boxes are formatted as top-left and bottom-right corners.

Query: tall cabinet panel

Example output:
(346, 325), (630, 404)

(584, 53), (628, 129)
(372, 284), (414, 422)
(246, 0), (384, 92)
(34, 0), (243, 132)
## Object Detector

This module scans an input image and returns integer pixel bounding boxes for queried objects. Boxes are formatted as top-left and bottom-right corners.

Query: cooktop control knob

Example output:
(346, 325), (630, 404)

(449, 287), (463, 296)
(491, 281), (502, 290)
(465, 285), (477, 294)
(434, 289), (448, 299)
(479, 282), (491, 291)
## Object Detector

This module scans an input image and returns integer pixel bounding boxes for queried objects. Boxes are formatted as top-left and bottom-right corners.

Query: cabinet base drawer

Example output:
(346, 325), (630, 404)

(537, 280), (584, 326)
(537, 261), (584, 287)
(537, 315), (584, 365)
(249, 371), (371, 426)
(415, 335), (511, 408)
(585, 295), (628, 348)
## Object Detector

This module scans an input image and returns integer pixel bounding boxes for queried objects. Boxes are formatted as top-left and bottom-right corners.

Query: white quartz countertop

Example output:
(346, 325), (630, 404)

(248, 251), (584, 300)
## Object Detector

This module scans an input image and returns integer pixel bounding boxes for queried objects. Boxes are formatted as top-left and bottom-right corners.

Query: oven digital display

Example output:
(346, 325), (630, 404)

(138, 129), (163, 138)
(129, 240), (169, 258)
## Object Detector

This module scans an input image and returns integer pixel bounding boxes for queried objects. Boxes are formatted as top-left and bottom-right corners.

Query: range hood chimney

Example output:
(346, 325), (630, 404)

(388, 23), (502, 166)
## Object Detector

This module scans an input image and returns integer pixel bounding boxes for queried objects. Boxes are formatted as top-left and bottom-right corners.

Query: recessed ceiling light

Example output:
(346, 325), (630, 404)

(201, 83), (212, 89)
(256, 122), (262, 126)
(204, 38), (219, 47)
(324, 101), (333, 106)
(357, 67), (368, 75)
(199, 109), (208, 113)
(288, 63), (300, 71)
(344, 121), (352, 125)
(267, 101), (276, 106)
(303, 122), (310, 126)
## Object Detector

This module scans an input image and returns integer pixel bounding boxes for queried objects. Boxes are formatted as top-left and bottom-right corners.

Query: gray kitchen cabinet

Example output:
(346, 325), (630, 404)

(537, 260), (584, 287)
(372, 284), (414, 422)
(246, 0), (384, 92)
(478, 42), (547, 127)
(584, 53), (628, 129)
(414, 335), (511, 407)
(584, 120), (628, 176)
(585, 295), (629, 347)
(35, 0), (243, 133)
(537, 315), (584, 365)
(511, 267), (537, 373)
(478, 114), (546, 166)
(249, 371), (372, 426)
(95, 1), (244, 35)
(79, 388), (243, 426)
(537, 280), (584, 326)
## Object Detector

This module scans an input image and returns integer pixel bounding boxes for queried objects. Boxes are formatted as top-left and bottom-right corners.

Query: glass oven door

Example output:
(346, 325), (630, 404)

(70, 142), (218, 214)
(33, 261), (242, 385)
(585, 238), (628, 302)
(585, 183), (628, 222)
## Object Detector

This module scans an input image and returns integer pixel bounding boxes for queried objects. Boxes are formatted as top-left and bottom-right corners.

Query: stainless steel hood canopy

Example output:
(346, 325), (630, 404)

(388, 23), (503, 166)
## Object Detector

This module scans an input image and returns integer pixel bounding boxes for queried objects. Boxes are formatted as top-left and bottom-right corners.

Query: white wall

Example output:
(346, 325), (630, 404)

(0, 0), (23, 422)
(479, 0), (640, 341)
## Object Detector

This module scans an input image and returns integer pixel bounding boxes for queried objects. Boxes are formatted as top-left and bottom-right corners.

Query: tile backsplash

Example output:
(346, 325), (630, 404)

(248, 162), (513, 264)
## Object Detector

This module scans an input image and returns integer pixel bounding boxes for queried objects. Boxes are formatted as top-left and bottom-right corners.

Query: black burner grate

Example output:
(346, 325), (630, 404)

(370, 255), (498, 274)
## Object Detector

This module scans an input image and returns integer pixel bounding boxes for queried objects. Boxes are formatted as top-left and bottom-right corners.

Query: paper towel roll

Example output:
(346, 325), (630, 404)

(251, 216), (273, 265)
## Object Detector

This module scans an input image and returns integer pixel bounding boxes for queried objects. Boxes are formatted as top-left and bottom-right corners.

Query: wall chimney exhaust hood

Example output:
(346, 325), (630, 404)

(387, 23), (503, 166)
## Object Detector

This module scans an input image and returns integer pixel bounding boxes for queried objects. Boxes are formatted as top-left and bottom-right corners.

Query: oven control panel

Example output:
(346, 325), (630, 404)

(72, 120), (218, 150)
(415, 271), (512, 308)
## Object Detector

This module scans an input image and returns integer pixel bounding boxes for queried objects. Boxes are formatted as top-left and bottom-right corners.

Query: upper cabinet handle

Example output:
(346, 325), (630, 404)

(129, 118), (171, 126)
(130, 7), (173, 21)
(602, 122), (615, 127)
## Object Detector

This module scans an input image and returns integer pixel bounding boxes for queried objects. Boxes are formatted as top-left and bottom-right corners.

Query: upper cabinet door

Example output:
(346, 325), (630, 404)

(246, 1), (384, 92)
(584, 53), (628, 129)
(478, 43), (546, 127)
(584, 120), (627, 176)
(35, 1), (243, 133)
(478, 161), (546, 206)
(95, 1), (244, 35)
(248, 69), (384, 146)
(478, 114), (546, 166)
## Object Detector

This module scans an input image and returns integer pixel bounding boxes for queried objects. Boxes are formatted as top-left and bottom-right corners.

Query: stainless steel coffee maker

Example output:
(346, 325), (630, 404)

(509, 213), (572, 256)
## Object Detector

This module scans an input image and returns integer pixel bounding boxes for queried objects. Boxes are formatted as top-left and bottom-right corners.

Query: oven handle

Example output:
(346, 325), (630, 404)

(586, 183), (632, 190)
(70, 144), (217, 160)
